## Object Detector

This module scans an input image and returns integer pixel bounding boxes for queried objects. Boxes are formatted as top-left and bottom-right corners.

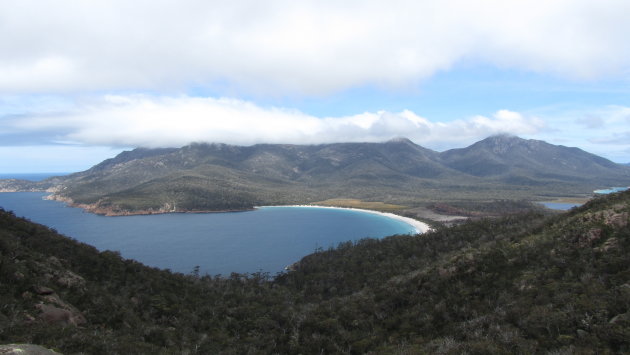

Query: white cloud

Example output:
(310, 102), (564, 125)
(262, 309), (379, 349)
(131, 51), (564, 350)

(0, 0), (628, 95)
(8, 94), (546, 149)
(525, 105), (630, 162)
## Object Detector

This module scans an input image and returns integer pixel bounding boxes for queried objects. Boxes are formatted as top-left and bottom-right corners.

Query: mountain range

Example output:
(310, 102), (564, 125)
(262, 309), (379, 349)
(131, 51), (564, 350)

(2, 135), (629, 215)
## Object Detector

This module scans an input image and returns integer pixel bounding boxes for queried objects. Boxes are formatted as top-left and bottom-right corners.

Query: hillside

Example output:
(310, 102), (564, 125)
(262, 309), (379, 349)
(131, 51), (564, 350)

(1, 135), (629, 215)
(0, 190), (629, 353)
(441, 134), (629, 185)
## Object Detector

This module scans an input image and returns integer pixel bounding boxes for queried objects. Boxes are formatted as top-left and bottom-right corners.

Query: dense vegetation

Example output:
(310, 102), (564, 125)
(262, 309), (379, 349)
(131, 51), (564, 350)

(1, 190), (629, 353)
(2, 135), (628, 215)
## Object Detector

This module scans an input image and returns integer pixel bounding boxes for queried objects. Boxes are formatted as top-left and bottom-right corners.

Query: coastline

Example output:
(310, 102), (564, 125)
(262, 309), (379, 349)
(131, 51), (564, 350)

(259, 205), (431, 234)
(38, 192), (432, 232)
(44, 194), (255, 216)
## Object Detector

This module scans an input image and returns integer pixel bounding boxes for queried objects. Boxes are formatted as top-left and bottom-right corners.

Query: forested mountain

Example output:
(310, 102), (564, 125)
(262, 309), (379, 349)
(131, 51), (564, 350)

(2, 135), (629, 215)
(1, 189), (629, 353)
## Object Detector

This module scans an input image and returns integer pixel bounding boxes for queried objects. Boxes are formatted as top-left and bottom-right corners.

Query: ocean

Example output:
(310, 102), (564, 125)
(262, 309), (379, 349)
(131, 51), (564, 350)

(0, 173), (69, 181)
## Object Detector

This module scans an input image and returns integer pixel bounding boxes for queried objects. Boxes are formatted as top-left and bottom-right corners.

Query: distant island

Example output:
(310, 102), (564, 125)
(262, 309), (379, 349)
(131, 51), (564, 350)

(1, 135), (629, 221)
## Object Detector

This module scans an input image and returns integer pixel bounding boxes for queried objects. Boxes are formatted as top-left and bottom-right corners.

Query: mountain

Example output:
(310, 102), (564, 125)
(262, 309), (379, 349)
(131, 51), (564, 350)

(3, 135), (630, 215)
(441, 134), (630, 185)
(1, 186), (629, 353)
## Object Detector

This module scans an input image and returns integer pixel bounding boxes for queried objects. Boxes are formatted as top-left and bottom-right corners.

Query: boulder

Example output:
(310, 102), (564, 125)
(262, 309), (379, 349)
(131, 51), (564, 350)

(0, 344), (61, 354)
(35, 304), (86, 327)
(33, 286), (54, 295)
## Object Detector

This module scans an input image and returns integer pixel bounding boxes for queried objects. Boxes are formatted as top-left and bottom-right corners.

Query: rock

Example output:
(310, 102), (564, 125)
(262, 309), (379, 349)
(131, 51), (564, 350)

(609, 312), (630, 325)
(35, 304), (86, 327)
(33, 286), (54, 296)
(34, 293), (87, 327)
(0, 344), (61, 354)
(605, 211), (628, 228)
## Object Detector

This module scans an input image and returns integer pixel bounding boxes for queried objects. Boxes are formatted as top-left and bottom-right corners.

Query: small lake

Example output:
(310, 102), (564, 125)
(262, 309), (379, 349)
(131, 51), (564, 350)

(0, 192), (418, 276)
(541, 202), (581, 210)
(594, 187), (629, 194)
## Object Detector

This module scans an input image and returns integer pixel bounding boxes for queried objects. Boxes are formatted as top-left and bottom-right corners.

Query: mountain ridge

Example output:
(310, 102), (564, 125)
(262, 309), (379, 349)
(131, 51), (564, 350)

(2, 135), (629, 215)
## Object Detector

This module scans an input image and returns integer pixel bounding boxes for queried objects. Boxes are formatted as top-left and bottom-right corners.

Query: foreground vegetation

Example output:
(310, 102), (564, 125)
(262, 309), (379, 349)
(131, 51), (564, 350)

(1, 191), (629, 353)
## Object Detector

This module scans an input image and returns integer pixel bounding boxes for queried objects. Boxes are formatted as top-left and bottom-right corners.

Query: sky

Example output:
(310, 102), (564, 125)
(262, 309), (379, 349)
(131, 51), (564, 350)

(1, 0), (629, 173)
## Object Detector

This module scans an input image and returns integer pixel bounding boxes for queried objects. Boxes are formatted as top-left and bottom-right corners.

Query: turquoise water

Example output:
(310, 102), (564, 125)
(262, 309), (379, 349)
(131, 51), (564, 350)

(594, 187), (629, 194)
(0, 192), (416, 276)
(541, 202), (581, 210)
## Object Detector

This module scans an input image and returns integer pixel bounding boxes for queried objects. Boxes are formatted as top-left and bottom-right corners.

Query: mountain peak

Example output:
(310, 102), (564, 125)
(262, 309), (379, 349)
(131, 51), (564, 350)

(482, 133), (522, 144)
(386, 137), (415, 144)
(475, 134), (533, 154)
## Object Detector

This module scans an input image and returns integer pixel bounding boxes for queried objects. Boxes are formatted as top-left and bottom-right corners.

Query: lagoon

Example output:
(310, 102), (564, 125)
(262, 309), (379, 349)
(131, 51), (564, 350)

(0, 192), (419, 276)
(594, 187), (629, 194)
(541, 202), (581, 210)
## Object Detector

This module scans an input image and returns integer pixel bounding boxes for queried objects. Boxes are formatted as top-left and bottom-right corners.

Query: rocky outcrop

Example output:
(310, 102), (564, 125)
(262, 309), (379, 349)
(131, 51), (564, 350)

(35, 303), (85, 327)
(0, 344), (61, 354)
(31, 284), (86, 327)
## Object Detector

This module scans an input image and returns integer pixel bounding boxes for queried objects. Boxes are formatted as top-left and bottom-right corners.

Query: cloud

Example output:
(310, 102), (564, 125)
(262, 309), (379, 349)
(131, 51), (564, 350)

(528, 105), (630, 162)
(576, 115), (605, 129)
(7, 94), (546, 150)
(0, 0), (628, 95)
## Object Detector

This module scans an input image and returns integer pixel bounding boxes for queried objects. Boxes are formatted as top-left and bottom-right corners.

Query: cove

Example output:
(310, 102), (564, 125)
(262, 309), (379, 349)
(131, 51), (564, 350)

(0, 192), (418, 276)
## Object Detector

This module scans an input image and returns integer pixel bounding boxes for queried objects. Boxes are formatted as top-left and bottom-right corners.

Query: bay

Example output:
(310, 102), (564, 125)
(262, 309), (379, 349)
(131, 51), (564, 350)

(0, 192), (417, 276)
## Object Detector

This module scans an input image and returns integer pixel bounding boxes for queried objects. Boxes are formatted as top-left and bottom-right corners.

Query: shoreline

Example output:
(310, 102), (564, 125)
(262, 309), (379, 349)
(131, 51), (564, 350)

(258, 205), (431, 234)
(37, 192), (432, 232)
(44, 194), (256, 216)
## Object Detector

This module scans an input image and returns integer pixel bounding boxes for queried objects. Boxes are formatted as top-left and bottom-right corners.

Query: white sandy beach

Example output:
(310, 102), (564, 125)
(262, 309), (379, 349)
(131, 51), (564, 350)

(259, 205), (431, 234)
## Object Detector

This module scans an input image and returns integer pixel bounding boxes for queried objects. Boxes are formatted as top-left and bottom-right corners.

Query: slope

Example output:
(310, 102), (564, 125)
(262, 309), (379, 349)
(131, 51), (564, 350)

(441, 134), (630, 186)
(3, 136), (630, 215)
(0, 190), (629, 353)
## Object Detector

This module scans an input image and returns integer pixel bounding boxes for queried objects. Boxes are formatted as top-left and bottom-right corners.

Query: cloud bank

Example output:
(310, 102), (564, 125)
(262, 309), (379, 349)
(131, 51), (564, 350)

(1, 0), (629, 95)
(7, 95), (545, 149)
(3, 95), (629, 164)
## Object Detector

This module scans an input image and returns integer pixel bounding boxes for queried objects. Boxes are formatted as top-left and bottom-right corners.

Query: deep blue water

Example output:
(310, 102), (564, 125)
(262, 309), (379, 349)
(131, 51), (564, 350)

(0, 192), (416, 276)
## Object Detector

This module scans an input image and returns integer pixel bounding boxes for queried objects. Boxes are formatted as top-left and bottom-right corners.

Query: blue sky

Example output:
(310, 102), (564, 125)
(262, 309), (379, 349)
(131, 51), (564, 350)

(1, 0), (629, 173)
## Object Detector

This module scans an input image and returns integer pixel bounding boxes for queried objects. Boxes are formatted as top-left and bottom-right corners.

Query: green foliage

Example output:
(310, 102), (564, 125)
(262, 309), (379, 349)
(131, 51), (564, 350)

(1, 190), (629, 353)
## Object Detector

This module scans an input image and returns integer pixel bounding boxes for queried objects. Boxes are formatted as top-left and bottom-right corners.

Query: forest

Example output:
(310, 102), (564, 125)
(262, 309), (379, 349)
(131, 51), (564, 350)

(0, 190), (629, 354)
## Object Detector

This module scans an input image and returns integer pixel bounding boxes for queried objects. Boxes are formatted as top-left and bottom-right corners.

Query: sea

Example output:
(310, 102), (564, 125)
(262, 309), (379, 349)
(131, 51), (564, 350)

(0, 173), (69, 181)
(0, 190), (417, 276)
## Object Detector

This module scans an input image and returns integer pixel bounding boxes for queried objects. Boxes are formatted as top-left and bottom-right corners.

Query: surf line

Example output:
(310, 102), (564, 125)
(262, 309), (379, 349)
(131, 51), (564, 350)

(257, 205), (431, 234)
